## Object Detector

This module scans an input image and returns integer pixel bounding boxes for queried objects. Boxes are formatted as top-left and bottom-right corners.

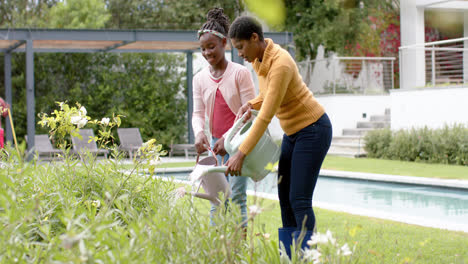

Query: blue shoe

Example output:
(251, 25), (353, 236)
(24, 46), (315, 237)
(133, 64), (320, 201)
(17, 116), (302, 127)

(278, 227), (296, 258)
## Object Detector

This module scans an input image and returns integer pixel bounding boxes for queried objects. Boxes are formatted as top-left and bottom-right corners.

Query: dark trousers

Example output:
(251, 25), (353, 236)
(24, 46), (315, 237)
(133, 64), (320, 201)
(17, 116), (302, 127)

(278, 113), (332, 231)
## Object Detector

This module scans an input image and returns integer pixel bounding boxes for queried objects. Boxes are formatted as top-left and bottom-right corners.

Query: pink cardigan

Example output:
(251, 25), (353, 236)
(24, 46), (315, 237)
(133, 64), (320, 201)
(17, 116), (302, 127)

(192, 61), (256, 138)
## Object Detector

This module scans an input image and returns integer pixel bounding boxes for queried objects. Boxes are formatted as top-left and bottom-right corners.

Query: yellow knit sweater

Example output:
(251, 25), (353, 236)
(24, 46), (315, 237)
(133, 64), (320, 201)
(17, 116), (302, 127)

(238, 38), (325, 155)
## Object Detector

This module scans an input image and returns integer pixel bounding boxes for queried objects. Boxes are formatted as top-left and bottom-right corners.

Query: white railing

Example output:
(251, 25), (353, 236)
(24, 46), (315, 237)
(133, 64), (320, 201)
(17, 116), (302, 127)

(297, 56), (396, 95)
(399, 37), (468, 88)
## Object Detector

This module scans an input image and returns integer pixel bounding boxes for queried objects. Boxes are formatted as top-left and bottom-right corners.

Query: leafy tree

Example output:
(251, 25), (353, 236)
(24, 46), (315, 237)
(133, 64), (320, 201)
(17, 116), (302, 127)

(283, 0), (363, 60)
(0, 0), (58, 27)
(282, 0), (399, 60)
(48, 0), (111, 28)
(0, 0), (247, 146)
(105, 0), (242, 30)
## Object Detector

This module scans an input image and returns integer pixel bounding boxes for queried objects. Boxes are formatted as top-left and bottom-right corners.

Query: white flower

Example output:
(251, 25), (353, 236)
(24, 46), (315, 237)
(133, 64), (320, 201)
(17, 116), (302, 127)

(70, 115), (82, 125)
(101, 117), (110, 126)
(248, 205), (263, 216)
(308, 232), (329, 246)
(338, 243), (352, 256)
(326, 229), (336, 245)
(77, 118), (88, 128)
(303, 248), (322, 264)
(79, 106), (87, 116)
(92, 200), (101, 208)
(149, 158), (159, 166)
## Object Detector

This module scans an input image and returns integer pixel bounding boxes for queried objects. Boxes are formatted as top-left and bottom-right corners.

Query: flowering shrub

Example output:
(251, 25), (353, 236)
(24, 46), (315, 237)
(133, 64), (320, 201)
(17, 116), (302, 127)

(38, 102), (123, 150)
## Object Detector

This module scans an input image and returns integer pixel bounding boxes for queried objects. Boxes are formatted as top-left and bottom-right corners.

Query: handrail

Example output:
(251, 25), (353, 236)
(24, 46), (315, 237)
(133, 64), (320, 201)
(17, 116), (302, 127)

(399, 36), (468, 49)
(303, 56), (396, 64)
(297, 56), (396, 94)
(335, 56), (396, 61)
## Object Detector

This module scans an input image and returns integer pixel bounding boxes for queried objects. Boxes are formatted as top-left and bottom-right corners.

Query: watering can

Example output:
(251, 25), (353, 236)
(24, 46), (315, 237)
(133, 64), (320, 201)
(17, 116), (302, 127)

(187, 150), (232, 206)
(205, 110), (281, 182)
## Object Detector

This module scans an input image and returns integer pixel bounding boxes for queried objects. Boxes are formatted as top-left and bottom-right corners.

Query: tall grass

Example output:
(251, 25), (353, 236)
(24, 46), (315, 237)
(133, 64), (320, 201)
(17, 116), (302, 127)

(0, 148), (280, 263)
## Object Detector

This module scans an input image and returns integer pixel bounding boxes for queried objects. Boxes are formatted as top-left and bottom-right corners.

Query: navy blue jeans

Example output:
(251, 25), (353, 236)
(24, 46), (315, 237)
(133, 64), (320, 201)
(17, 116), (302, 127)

(278, 113), (332, 231)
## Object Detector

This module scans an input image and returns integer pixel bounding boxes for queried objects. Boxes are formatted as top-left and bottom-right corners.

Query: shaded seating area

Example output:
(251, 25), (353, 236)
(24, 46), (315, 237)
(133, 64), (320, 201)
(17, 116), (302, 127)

(28, 134), (63, 160)
(169, 143), (198, 159)
(117, 128), (143, 159)
(71, 129), (108, 159)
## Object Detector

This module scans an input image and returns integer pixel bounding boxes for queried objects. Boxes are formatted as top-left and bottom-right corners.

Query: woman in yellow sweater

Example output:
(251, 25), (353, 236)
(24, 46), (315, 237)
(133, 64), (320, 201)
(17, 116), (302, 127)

(226, 16), (332, 257)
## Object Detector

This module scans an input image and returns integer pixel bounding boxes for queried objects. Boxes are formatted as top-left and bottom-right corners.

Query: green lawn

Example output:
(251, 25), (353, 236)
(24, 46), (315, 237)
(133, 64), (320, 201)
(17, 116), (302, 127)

(158, 155), (468, 180)
(158, 161), (195, 168)
(189, 193), (468, 263)
(322, 156), (468, 180)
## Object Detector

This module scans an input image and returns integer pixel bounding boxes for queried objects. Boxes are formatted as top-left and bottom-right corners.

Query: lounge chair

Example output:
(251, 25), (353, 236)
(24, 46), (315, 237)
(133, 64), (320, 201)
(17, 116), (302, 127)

(71, 129), (108, 159)
(28, 134), (63, 160)
(117, 128), (143, 159)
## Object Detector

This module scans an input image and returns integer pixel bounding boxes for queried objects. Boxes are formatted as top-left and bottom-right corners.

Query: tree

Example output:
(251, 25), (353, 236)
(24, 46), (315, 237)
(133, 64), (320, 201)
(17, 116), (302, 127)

(282, 0), (399, 60)
(105, 0), (242, 30)
(0, 0), (58, 27)
(48, 0), (111, 29)
(1, 0), (245, 146)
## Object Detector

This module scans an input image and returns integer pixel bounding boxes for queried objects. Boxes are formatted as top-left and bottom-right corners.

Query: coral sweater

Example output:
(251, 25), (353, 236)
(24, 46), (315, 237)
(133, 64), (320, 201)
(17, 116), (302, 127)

(239, 39), (325, 155)
(192, 61), (256, 138)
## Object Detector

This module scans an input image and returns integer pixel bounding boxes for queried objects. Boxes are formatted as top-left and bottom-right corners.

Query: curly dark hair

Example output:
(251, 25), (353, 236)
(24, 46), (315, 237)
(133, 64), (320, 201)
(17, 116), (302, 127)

(228, 16), (264, 41)
(200, 8), (230, 37)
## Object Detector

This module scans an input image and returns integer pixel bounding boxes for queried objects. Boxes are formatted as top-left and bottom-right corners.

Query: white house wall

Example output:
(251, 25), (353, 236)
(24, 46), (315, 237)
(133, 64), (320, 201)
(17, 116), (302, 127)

(317, 95), (391, 137)
(390, 87), (468, 130)
(464, 12), (468, 81)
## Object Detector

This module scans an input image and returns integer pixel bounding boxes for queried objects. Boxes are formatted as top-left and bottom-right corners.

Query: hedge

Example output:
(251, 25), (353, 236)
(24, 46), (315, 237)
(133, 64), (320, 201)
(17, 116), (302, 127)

(364, 124), (468, 166)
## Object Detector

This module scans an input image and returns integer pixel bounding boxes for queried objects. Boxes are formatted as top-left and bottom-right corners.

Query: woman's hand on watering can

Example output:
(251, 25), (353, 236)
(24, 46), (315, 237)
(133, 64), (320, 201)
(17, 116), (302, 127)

(194, 132), (210, 154)
(235, 102), (252, 123)
(225, 151), (246, 176)
(213, 137), (227, 156)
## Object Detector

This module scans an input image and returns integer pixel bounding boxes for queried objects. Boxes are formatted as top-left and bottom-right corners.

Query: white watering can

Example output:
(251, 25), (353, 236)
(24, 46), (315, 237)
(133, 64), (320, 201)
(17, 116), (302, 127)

(186, 150), (232, 206)
(205, 110), (281, 182)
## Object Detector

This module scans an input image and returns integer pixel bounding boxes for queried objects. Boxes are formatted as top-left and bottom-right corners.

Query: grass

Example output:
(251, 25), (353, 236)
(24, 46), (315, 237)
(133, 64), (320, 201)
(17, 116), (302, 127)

(322, 156), (468, 180)
(190, 193), (468, 263)
(156, 155), (468, 180)
(158, 161), (195, 168)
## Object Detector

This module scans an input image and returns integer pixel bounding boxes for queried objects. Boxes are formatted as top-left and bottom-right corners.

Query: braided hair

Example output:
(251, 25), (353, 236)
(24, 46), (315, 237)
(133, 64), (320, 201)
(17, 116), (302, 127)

(200, 8), (230, 37)
(229, 16), (264, 41)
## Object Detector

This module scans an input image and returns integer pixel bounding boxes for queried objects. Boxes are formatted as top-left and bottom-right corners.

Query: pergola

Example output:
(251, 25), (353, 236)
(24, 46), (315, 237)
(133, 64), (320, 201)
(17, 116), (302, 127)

(0, 28), (293, 151)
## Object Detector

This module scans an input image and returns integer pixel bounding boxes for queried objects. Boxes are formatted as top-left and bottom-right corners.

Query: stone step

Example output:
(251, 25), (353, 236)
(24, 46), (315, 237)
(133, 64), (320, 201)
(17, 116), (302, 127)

(327, 144), (367, 157)
(370, 115), (391, 122)
(329, 143), (365, 153)
(342, 128), (374, 136)
(326, 151), (359, 158)
(331, 136), (364, 145)
(356, 121), (390, 129)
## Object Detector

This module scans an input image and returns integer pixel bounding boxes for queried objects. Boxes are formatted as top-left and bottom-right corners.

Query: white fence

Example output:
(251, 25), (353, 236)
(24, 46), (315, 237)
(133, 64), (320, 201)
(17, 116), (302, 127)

(399, 36), (468, 88)
(297, 56), (396, 95)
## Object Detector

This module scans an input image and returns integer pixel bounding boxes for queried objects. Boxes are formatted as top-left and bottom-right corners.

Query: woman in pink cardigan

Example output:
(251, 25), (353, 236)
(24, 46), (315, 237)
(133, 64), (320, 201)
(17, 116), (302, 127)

(191, 8), (256, 227)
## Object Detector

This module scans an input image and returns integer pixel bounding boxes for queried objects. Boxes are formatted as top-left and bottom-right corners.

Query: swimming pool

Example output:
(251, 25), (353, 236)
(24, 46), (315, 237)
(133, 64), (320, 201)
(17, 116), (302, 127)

(158, 170), (468, 232)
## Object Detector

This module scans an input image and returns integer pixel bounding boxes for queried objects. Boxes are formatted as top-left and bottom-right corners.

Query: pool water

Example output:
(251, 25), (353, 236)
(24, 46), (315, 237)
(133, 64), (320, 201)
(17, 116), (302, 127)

(160, 171), (468, 231)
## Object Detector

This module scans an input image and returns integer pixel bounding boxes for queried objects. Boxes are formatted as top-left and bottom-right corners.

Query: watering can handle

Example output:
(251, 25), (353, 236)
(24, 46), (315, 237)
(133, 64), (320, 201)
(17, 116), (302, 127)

(196, 147), (218, 165)
(225, 109), (259, 145)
